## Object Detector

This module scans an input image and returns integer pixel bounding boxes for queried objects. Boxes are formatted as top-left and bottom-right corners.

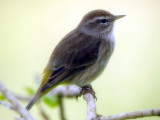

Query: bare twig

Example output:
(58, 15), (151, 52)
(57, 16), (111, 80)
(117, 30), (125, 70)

(38, 85), (160, 120)
(0, 80), (35, 120)
(83, 93), (97, 120)
(15, 94), (31, 101)
(50, 86), (160, 120)
(0, 99), (13, 109)
(99, 109), (160, 120)
(83, 91), (160, 120)
(49, 85), (81, 96)
(38, 103), (50, 120)
(0, 81), (160, 120)
(59, 95), (66, 120)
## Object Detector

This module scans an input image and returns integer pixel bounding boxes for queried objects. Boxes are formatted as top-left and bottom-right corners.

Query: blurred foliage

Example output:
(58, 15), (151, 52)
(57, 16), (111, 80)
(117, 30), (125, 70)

(24, 86), (34, 95)
(43, 95), (60, 108)
(0, 94), (6, 101)
(24, 86), (60, 108)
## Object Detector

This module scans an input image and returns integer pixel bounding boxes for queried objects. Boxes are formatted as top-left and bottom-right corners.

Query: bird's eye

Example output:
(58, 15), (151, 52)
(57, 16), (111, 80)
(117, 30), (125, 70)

(98, 19), (108, 23)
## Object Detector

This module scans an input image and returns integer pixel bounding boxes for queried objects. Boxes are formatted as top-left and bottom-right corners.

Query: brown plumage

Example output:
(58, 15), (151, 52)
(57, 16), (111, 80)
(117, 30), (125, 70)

(26, 9), (125, 110)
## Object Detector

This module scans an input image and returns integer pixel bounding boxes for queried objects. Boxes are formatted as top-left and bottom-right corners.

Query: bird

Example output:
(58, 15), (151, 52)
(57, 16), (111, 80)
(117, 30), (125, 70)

(26, 9), (125, 110)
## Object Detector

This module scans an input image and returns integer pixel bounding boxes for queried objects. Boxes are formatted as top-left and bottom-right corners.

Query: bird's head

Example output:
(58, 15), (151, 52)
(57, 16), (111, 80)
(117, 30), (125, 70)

(78, 9), (125, 35)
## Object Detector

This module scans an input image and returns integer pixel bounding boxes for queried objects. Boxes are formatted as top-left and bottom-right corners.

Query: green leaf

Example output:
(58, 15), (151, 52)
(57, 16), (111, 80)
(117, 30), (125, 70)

(43, 95), (60, 108)
(24, 87), (34, 95)
(0, 94), (6, 101)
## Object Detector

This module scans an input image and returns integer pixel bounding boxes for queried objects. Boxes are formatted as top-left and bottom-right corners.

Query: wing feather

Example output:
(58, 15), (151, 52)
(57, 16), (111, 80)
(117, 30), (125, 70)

(41, 31), (101, 91)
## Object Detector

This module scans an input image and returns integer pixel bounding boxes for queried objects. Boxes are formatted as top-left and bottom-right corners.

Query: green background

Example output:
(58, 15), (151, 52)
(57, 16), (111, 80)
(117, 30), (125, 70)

(0, 0), (160, 120)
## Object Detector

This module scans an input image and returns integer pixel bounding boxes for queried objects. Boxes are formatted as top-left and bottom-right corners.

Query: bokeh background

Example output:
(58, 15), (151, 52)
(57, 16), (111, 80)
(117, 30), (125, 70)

(0, 0), (160, 120)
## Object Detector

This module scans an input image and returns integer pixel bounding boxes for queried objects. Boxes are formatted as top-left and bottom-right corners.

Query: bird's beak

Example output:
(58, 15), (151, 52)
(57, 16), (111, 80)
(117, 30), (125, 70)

(113, 15), (126, 21)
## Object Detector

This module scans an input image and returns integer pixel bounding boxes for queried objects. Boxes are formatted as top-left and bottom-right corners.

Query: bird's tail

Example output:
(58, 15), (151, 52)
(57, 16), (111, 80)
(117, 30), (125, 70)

(26, 90), (42, 110)
(26, 68), (53, 110)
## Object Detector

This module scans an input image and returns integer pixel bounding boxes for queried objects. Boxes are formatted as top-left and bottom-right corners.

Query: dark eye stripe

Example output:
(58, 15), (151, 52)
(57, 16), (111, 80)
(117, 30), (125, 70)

(98, 19), (109, 23)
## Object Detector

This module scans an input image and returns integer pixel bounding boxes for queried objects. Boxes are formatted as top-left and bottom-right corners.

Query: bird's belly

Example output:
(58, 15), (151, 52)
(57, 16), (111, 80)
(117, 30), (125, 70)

(70, 57), (110, 87)
(70, 39), (115, 87)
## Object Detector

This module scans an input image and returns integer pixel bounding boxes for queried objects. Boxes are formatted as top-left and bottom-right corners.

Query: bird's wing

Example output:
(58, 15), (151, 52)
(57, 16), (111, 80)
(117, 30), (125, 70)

(26, 32), (102, 110)
(41, 31), (102, 92)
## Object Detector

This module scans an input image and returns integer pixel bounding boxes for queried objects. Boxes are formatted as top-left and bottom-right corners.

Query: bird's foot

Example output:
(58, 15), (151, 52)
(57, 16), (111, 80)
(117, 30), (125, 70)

(76, 85), (97, 100)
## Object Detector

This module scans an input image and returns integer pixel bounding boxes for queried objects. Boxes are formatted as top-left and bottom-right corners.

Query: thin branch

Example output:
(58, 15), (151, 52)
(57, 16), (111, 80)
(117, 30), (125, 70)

(42, 85), (160, 120)
(15, 94), (31, 101)
(0, 80), (35, 120)
(99, 109), (160, 120)
(83, 91), (160, 120)
(83, 93), (97, 120)
(49, 85), (81, 96)
(0, 99), (13, 109)
(59, 95), (66, 120)
(38, 103), (51, 120)
(1, 81), (160, 120)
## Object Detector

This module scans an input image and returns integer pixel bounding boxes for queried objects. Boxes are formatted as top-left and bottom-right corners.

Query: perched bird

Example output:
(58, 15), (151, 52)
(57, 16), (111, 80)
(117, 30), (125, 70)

(26, 9), (125, 110)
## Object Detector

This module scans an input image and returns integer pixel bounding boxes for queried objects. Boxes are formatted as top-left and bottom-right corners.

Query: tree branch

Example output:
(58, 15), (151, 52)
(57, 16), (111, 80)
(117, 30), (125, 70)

(0, 80), (35, 120)
(49, 85), (160, 120)
(0, 80), (160, 120)
(49, 85), (82, 96)
(83, 93), (97, 120)
(59, 95), (66, 120)
(99, 109), (160, 120)
(0, 99), (13, 109)
(38, 103), (51, 120)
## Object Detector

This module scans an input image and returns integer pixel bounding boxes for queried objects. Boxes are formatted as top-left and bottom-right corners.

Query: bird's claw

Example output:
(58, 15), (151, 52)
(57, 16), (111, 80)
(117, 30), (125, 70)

(76, 85), (97, 101)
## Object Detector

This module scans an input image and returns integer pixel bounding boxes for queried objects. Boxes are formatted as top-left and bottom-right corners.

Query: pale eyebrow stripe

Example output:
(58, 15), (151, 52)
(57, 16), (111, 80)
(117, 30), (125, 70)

(84, 16), (106, 25)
